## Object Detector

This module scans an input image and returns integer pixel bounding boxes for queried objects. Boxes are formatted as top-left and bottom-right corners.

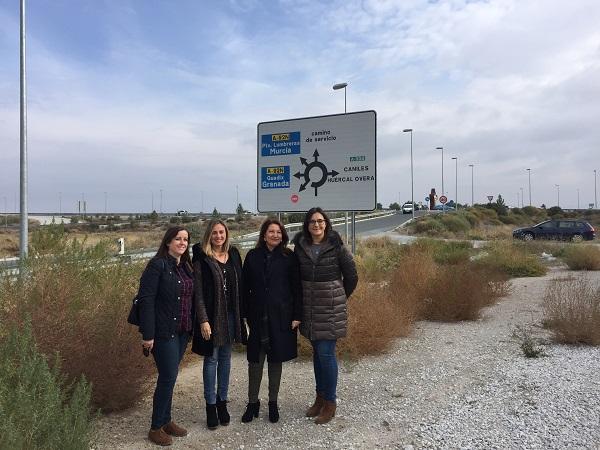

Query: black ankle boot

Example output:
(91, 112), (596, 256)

(216, 396), (230, 426)
(206, 404), (218, 430)
(268, 401), (279, 423)
(241, 401), (260, 423)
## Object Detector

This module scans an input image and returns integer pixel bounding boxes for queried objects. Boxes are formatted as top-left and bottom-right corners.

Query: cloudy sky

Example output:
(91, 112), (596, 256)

(1, 0), (599, 213)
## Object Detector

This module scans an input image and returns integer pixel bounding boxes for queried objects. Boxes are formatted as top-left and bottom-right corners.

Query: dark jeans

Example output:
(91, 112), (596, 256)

(311, 339), (338, 402)
(151, 333), (189, 430)
(247, 349), (282, 403)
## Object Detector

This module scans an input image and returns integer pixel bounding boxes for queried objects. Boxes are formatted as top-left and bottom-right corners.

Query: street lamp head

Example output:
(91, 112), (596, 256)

(402, 128), (412, 133)
(332, 82), (348, 90)
(468, 164), (474, 167)
(436, 146), (443, 150)
(451, 157), (457, 160)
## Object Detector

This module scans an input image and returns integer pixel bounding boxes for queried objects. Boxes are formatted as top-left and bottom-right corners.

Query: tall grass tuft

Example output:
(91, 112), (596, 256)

(543, 276), (600, 345)
(0, 321), (94, 450)
(562, 245), (600, 271)
(1, 225), (155, 412)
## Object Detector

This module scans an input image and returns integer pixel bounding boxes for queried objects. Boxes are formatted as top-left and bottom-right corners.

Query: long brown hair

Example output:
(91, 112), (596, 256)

(202, 219), (231, 258)
(155, 226), (192, 269)
(256, 218), (289, 250)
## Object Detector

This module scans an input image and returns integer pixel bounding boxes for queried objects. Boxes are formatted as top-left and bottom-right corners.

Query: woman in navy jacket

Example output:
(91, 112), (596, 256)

(138, 226), (194, 446)
(241, 218), (302, 423)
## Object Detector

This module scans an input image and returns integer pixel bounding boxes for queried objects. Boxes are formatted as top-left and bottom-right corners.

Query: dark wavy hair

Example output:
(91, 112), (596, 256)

(302, 207), (332, 243)
(154, 226), (192, 269)
(256, 218), (289, 250)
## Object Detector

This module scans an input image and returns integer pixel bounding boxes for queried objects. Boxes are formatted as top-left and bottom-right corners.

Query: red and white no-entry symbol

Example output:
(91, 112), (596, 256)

(439, 195), (448, 204)
(291, 194), (299, 203)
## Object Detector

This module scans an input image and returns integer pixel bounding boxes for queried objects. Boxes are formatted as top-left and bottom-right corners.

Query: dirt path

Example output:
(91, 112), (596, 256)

(94, 269), (600, 449)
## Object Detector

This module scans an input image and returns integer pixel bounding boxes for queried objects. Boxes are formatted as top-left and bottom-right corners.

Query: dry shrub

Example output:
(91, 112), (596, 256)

(422, 262), (508, 321)
(338, 277), (417, 358)
(562, 245), (600, 271)
(543, 275), (600, 345)
(1, 227), (155, 412)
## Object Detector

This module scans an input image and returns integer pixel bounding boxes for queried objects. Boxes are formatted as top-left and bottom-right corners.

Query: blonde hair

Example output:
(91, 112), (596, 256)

(202, 219), (230, 258)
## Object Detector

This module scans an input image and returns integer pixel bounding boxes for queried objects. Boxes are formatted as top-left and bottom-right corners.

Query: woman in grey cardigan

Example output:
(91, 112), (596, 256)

(292, 207), (358, 425)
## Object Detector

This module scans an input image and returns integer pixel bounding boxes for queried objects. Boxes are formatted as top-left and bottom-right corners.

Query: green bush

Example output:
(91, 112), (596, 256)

(439, 214), (470, 233)
(464, 212), (481, 227)
(562, 245), (600, 270)
(0, 322), (94, 450)
(356, 236), (405, 281)
(499, 215), (518, 225)
(414, 239), (472, 265)
(477, 242), (547, 277)
(414, 217), (444, 234)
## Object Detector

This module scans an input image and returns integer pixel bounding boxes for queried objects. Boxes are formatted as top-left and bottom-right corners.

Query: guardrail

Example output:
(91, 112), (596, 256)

(0, 211), (395, 272)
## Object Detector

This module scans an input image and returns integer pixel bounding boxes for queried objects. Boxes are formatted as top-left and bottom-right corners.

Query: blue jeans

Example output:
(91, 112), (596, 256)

(151, 333), (189, 430)
(203, 313), (235, 404)
(311, 339), (338, 402)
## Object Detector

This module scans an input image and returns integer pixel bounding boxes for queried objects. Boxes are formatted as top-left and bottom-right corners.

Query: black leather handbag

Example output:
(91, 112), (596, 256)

(127, 296), (142, 326)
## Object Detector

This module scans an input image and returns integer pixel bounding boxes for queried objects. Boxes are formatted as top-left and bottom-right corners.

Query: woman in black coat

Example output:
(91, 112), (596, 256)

(138, 226), (194, 446)
(191, 219), (246, 430)
(241, 218), (302, 423)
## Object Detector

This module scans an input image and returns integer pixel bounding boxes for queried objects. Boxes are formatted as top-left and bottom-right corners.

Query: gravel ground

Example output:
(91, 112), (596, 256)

(95, 268), (600, 450)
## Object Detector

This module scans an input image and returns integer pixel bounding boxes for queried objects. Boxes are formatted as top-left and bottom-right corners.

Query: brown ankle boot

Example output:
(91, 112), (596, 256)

(314, 400), (336, 425)
(163, 420), (187, 437)
(305, 392), (325, 417)
(148, 427), (173, 446)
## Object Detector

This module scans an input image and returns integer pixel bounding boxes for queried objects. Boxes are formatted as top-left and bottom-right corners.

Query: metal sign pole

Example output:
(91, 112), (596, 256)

(19, 0), (28, 259)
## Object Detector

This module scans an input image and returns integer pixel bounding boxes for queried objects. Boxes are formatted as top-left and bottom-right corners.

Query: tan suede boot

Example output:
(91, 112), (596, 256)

(148, 427), (172, 446)
(314, 400), (336, 425)
(305, 393), (325, 417)
(163, 421), (187, 437)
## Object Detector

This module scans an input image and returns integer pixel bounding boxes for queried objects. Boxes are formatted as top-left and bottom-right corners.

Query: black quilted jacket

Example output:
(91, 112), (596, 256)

(292, 230), (358, 340)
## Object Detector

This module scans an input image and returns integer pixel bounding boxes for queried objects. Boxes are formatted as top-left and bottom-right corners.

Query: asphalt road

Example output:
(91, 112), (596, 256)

(331, 210), (426, 237)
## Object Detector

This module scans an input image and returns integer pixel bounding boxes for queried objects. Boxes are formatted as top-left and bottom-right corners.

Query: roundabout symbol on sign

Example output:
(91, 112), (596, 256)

(439, 195), (448, 204)
(293, 149), (339, 196)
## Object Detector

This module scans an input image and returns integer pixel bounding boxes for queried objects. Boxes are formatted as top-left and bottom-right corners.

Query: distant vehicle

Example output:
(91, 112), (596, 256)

(401, 202), (414, 214)
(177, 210), (189, 216)
(433, 204), (455, 211)
(512, 220), (595, 242)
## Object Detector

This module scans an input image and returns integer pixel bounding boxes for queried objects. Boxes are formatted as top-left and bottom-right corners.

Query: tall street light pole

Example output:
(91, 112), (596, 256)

(451, 156), (458, 209)
(403, 129), (415, 219)
(468, 164), (474, 206)
(595, 169), (598, 209)
(520, 187), (524, 208)
(19, 0), (28, 259)
(555, 184), (560, 207)
(526, 168), (532, 206)
(333, 82), (354, 251)
(436, 147), (444, 197)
